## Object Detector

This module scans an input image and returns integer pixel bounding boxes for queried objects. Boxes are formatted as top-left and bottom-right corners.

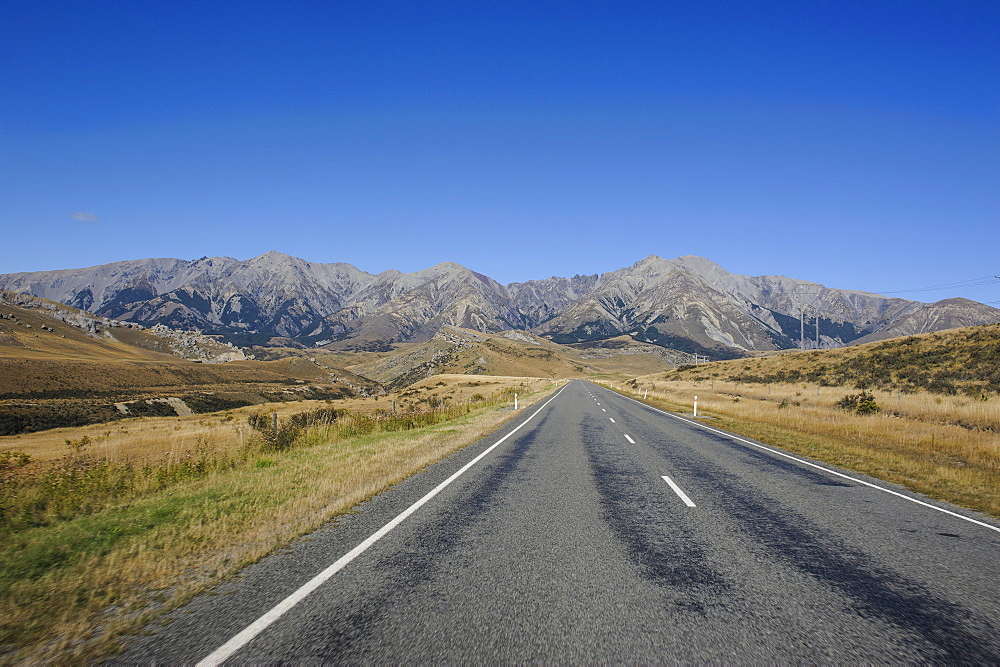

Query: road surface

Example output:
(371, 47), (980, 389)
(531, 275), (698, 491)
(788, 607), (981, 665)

(116, 380), (1000, 663)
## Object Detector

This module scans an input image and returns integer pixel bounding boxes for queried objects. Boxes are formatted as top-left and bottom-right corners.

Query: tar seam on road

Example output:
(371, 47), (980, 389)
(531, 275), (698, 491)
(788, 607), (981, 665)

(609, 386), (1000, 535)
(196, 383), (570, 667)
(662, 475), (697, 507)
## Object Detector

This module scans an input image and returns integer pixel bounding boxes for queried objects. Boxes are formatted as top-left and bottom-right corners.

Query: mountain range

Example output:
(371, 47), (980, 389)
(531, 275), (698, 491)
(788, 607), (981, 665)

(1, 252), (997, 359)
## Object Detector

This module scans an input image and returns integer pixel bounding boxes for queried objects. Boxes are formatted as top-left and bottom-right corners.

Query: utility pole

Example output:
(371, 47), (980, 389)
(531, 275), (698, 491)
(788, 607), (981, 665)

(793, 289), (820, 350)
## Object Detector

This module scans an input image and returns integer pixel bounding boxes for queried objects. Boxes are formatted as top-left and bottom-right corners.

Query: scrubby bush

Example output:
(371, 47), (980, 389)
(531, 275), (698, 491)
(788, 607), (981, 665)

(247, 413), (301, 451)
(0, 402), (119, 435)
(182, 393), (254, 413)
(288, 407), (338, 429)
(0, 451), (31, 470)
(836, 391), (881, 415)
(64, 435), (92, 454)
(121, 400), (177, 418)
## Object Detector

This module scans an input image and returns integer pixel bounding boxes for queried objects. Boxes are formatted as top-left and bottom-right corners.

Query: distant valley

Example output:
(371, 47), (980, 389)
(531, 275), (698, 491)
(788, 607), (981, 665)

(1, 252), (998, 359)
(0, 291), (676, 434)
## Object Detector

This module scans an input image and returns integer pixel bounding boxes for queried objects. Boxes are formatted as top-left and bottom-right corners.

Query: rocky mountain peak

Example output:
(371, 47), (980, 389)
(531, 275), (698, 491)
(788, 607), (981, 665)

(252, 250), (294, 261)
(1, 253), (997, 358)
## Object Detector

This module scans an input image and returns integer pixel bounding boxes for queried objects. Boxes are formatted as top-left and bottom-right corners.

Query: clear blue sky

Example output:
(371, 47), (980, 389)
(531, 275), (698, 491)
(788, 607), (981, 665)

(2, 0), (997, 304)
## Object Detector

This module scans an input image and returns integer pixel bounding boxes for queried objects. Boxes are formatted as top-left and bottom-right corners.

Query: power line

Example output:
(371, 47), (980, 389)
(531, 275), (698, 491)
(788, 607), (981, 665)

(875, 276), (998, 295)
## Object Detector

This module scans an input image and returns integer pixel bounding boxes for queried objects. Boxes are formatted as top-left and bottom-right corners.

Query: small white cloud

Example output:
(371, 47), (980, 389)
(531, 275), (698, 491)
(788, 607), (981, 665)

(70, 212), (100, 223)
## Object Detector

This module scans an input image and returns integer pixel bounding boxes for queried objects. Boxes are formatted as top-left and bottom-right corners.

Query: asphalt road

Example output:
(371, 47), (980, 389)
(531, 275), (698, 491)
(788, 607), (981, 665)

(116, 380), (1000, 663)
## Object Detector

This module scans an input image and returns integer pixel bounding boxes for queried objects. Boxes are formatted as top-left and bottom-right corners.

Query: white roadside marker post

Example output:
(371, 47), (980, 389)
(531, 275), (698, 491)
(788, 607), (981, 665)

(693, 396), (698, 418)
(514, 393), (518, 410)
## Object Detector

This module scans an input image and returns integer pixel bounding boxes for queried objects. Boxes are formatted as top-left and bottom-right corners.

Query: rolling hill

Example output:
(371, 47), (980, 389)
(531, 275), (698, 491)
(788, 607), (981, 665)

(661, 322), (1000, 396)
(0, 293), (373, 434)
(265, 326), (685, 391)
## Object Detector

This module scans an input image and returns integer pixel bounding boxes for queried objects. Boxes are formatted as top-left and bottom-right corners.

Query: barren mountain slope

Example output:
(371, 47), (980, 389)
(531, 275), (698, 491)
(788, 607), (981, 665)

(2, 253), (997, 358)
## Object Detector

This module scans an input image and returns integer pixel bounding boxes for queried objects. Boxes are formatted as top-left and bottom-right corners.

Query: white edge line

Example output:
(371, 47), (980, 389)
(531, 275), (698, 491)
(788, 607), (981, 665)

(624, 434), (636, 444)
(605, 384), (1000, 535)
(662, 475), (697, 507)
(198, 383), (570, 666)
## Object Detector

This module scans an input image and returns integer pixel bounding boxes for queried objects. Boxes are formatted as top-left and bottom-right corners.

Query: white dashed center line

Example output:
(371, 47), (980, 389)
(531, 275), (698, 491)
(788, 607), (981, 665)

(624, 434), (635, 444)
(662, 475), (696, 508)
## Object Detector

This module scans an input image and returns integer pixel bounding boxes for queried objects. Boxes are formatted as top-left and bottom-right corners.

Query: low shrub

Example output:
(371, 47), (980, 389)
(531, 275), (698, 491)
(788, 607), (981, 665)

(120, 400), (177, 418)
(182, 393), (254, 413)
(836, 391), (881, 415)
(288, 407), (338, 429)
(247, 413), (301, 451)
(0, 403), (120, 435)
(0, 451), (31, 470)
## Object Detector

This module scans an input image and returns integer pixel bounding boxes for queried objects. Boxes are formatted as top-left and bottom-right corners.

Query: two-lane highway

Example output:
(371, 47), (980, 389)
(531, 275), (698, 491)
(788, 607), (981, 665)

(116, 380), (1000, 663)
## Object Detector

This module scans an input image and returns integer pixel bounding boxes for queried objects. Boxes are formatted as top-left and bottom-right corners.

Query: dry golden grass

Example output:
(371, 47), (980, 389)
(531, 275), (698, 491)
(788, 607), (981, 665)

(621, 378), (1000, 518)
(0, 298), (373, 442)
(0, 412), (247, 463)
(0, 374), (552, 464)
(639, 378), (1000, 433)
(667, 323), (1000, 396)
(0, 304), (169, 363)
(0, 377), (562, 664)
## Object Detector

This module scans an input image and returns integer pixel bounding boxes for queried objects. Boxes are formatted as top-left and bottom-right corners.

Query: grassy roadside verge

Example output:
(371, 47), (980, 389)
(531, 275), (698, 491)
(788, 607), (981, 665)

(609, 383), (1000, 521)
(0, 381), (562, 664)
